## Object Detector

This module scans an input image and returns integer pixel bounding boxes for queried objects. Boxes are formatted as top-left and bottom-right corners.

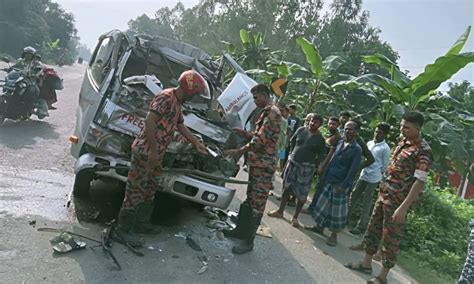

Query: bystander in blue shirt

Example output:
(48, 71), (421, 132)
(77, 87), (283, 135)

(324, 139), (362, 190)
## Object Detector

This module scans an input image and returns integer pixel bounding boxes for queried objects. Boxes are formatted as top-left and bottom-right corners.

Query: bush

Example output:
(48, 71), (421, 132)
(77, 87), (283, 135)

(401, 180), (474, 279)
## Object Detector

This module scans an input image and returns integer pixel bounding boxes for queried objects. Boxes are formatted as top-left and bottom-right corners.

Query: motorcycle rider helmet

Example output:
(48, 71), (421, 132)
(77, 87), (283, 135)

(22, 46), (37, 58)
(178, 70), (210, 100)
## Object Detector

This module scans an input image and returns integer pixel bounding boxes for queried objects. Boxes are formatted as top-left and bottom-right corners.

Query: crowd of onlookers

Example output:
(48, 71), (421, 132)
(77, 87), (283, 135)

(268, 101), (433, 284)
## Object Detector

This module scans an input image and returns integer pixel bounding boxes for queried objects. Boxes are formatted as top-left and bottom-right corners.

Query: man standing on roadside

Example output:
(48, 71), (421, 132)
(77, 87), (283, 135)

(224, 84), (281, 254)
(116, 70), (209, 247)
(349, 122), (391, 235)
(345, 112), (432, 284)
(302, 116), (341, 214)
(338, 111), (351, 136)
(284, 104), (301, 166)
(267, 114), (326, 227)
(277, 104), (288, 172)
(305, 121), (362, 246)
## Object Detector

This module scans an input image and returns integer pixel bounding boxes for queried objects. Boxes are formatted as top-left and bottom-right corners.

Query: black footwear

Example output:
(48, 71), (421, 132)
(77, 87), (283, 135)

(135, 202), (161, 234)
(344, 262), (373, 275)
(232, 214), (262, 255)
(224, 202), (252, 240)
(116, 208), (143, 247)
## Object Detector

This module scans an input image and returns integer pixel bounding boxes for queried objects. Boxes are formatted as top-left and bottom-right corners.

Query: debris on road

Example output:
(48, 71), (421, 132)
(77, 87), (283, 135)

(256, 225), (272, 238)
(174, 232), (187, 239)
(197, 265), (208, 274)
(186, 237), (202, 252)
(29, 220), (36, 226)
(206, 219), (232, 231)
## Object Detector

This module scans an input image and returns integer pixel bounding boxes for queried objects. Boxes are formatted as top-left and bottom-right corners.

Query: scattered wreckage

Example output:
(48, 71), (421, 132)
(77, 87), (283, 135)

(70, 30), (260, 209)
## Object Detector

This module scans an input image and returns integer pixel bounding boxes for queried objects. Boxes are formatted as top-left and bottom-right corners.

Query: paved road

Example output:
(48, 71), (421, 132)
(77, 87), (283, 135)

(0, 63), (415, 283)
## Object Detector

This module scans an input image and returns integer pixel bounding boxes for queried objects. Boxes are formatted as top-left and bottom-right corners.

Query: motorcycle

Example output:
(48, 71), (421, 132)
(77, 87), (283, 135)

(0, 57), (62, 124)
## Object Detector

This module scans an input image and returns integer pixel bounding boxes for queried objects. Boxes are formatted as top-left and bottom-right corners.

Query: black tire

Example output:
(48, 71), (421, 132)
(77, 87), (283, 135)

(73, 170), (95, 197)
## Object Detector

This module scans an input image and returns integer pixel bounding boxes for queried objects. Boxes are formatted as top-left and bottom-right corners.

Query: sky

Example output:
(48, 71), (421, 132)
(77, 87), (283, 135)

(54, 0), (473, 89)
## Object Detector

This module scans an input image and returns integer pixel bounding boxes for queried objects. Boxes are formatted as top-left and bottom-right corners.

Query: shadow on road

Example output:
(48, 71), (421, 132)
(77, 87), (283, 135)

(72, 180), (193, 227)
(59, 181), (318, 283)
(0, 119), (60, 149)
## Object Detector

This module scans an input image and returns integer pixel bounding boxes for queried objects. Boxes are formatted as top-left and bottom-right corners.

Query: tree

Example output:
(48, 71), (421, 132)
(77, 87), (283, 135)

(0, 0), (78, 64)
(314, 0), (398, 77)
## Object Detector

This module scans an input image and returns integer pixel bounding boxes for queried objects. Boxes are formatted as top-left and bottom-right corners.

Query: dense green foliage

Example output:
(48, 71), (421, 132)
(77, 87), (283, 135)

(0, 0), (78, 65)
(403, 181), (474, 279)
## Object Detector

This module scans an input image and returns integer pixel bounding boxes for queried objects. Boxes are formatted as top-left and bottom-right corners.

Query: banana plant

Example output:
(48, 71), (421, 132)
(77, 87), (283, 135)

(333, 26), (474, 178)
(295, 36), (347, 113)
(333, 26), (474, 110)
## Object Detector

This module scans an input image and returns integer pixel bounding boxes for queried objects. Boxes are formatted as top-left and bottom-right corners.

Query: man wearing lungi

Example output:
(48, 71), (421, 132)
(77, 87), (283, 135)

(349, 122), (391, 236)
(116, 70), (209, 247)
(302, 116), (342, 214)
(267, 113), (326, 227)
(345, 112), (432, 284)
(305, 121), (362, 246)
(224, 84), (281, 254)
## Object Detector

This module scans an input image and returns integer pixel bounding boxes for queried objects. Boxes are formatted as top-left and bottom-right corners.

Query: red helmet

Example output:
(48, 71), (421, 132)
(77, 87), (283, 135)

(178, 70), (210, 99)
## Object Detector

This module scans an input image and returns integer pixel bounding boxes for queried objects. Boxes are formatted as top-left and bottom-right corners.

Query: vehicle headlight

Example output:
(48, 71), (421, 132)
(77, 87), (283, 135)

(85, 124), (129, 156)
(97, 135), (124, 154)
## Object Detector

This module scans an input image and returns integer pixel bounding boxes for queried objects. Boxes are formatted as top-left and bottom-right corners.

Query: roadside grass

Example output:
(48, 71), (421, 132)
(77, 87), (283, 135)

(398, 252), (456, 284)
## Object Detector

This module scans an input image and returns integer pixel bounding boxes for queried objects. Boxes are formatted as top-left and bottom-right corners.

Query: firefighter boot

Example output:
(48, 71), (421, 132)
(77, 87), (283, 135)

(232, 213), (262, 254)
(223, 202), (252, 239)
(135, 202), (162, 234)
(116, 208), (143, 248)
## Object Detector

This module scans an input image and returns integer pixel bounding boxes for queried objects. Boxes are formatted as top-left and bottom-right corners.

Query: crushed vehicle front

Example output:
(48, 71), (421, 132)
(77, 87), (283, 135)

(70, 30), (258, 209)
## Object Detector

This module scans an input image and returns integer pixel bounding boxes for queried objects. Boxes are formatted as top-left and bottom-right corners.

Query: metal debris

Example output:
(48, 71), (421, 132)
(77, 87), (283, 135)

(174, 232), (187, 239)
(197, 265), (208, 274)
(186, 237), (202, 252)
(206, 220), (231, 231)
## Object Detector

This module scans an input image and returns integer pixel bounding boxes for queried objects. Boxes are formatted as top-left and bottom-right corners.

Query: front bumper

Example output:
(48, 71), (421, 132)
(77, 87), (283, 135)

(74, 153), (237, 209)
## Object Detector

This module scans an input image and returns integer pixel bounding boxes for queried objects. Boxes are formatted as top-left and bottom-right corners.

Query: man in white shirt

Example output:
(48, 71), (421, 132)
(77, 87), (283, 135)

(348, 122), (391, 235)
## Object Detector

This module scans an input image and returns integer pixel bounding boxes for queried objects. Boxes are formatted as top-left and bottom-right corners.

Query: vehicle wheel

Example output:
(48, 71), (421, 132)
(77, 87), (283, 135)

(73, 170), (95, 197)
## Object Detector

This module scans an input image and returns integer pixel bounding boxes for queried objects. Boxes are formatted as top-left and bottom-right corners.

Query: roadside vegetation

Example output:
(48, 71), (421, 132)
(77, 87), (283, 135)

(0, 0), (89, 64)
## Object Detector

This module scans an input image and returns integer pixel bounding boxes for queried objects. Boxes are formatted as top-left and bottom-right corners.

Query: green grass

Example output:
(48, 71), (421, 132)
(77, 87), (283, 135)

(398, 252), (456, 284)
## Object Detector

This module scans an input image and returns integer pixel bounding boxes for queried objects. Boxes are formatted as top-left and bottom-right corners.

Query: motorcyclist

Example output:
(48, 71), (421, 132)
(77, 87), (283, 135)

(13, 47), (49, 118)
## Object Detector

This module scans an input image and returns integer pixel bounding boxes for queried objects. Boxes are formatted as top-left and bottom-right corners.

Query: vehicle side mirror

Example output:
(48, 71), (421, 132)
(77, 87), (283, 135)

(1, 56), (10, 63)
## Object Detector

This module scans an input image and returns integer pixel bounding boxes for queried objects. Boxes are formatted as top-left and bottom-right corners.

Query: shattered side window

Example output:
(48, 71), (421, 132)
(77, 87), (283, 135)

(90, 37), (114, 87)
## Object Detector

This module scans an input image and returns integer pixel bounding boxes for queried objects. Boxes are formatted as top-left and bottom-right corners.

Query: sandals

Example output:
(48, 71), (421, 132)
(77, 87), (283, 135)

(267, 210), (284, 218)
(50, 232), (86, 254)
(367, 276), (387, 284)
(344, 262), (373, 275)
(326, 237), (337, 247)
(290, 218), (301, 228)
(301, 208), (310, 214)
